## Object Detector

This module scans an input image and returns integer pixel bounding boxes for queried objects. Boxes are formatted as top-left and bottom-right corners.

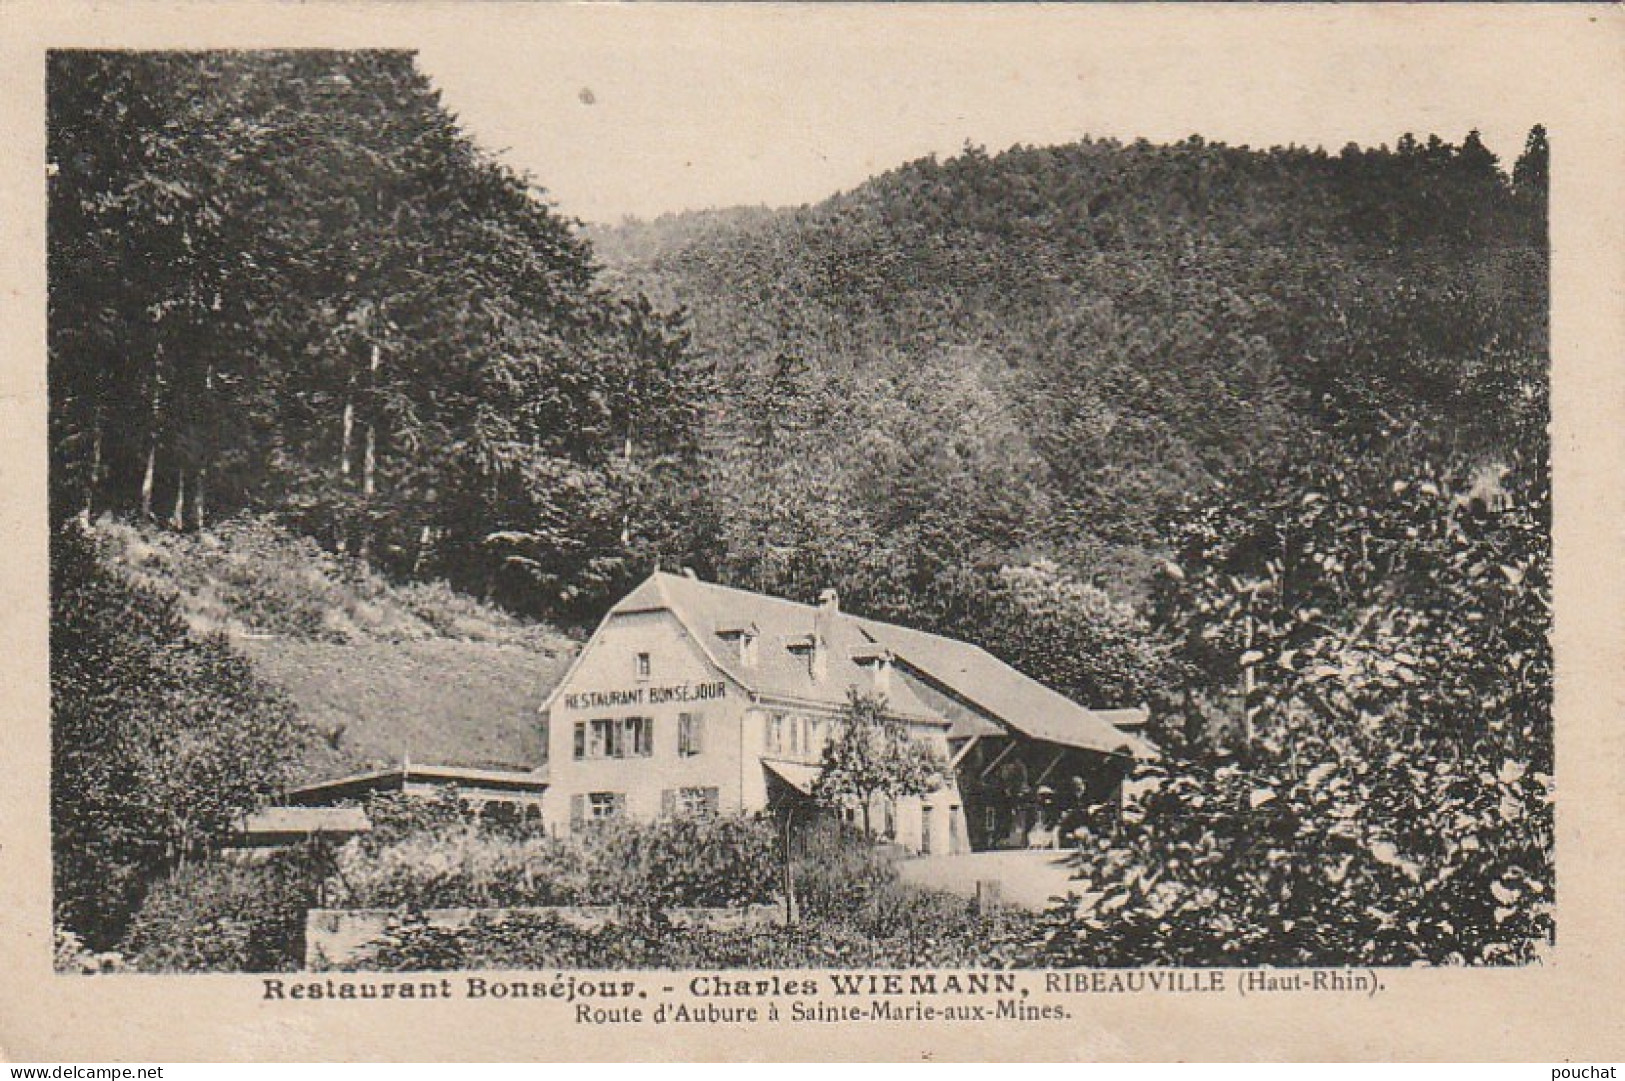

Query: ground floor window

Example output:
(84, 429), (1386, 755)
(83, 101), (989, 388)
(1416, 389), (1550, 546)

(572, 791), (626, 826)
(588, 792), (625, 819)
(477, 800), (543, 830)
(666, 786), (720, 819)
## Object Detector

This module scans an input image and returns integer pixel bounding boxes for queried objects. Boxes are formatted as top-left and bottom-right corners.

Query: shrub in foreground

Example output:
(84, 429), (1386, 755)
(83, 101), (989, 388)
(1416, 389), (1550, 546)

(344, 891), (1039, 972)
(120, 851), (323, 973)
(327, 809), (779, 912)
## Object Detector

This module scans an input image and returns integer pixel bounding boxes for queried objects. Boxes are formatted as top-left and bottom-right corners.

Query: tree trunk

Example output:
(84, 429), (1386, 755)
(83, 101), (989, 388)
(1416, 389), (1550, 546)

(170, 468), (186, 531)
(140, 356), (165, 519)
(411, 524), (433, 577)
(340, 377), (355, 482)
(83, 413), (103, 520)
(782, 804), (799, 925)
(1241, 609), (1256, 748)
(362, 342), (379, 499)
(620, 417), (634, 545)
(194, 363), (212, 531)
(338, 358), (356, 555)
(358, 341), (382, 562)
(140, 442), (157, 519)
(362, 422), (377, 498)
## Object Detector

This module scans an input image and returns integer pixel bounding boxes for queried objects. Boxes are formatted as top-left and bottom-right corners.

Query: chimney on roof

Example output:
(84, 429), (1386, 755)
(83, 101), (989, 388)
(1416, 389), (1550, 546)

(812, 589), (838, 683)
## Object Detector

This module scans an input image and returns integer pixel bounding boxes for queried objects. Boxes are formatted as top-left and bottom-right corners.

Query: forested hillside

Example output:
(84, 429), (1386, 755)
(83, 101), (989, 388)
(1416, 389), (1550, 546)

(592, 132), (1547, 611)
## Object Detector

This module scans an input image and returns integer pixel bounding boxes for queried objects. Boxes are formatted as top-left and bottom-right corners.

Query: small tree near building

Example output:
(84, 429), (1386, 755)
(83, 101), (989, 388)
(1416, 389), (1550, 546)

(813, 689), (945, 837)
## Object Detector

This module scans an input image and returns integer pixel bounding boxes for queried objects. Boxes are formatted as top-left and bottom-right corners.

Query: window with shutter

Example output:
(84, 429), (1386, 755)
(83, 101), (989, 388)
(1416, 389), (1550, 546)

(661, 789), (677, 818)
(677, 712), (705, 756)
(628, 716), (653, 757)
(675, 787), (720, 819)
(570, 794), (585, 828)
(573, 721), (586, 760)
(586, 792), (624, 820)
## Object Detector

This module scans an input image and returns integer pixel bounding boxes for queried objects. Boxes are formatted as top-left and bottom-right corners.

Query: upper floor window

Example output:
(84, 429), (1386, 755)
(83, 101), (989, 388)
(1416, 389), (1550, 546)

(635, 652), (651, 680)
(574, 716), (654, 760)
(678, 712), (706, 757)
(765, 712), (787, 753)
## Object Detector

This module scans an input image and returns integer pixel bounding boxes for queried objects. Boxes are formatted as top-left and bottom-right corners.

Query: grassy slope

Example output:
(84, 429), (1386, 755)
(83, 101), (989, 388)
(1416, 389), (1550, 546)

(242, 638), (570, 783)
(92, 516), (579, 784)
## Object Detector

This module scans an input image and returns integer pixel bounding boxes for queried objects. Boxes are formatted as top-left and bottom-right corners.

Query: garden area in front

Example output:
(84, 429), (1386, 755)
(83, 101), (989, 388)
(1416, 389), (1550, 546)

(61, 789), (1047, 974)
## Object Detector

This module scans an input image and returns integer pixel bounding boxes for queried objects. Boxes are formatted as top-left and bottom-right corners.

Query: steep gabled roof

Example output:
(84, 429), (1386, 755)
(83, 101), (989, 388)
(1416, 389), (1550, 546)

(608, 572), (940, 722)
(853, 616), (1151, 757)
(609, 572), (1150, 756)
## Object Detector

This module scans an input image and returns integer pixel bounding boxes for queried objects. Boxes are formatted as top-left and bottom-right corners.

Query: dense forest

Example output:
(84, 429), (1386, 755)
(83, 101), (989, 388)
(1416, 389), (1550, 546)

(592, 130), (1547, 607)
(50, 50), (1551, 963)
(49, 51), (710, 623)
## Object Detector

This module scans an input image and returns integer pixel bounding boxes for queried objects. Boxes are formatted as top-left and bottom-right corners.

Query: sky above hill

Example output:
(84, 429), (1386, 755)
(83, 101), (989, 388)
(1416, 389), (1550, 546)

(414, 5), (1567, 225)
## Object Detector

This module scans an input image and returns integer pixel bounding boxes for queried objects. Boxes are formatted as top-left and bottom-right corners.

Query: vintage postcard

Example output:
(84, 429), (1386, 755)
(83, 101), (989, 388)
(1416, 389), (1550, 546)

(1, 0), (1623, 1062)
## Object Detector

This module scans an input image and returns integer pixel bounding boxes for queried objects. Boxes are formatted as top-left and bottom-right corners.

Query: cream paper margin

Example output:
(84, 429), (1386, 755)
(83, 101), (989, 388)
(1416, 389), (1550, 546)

(0, 2), (1620, 1062)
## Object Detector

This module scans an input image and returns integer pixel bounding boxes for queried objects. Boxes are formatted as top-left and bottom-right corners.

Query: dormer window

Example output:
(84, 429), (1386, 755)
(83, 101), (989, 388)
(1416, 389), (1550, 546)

(717, 621), (760, 668)
(785, 634), (818, 679)
(852, 645), (893, 694)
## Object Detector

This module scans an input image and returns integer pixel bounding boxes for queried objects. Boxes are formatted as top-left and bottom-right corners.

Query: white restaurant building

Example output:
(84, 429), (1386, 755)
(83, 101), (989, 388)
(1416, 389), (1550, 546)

(540, 571), (1151, 853)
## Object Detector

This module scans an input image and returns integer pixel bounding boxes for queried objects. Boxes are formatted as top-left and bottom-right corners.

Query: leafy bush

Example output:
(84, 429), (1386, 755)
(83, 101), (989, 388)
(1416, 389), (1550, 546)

(346, 895), (1038, 972)
(328, 812), (778, 912)
(789, 818), (904, 920)
(120, 852), (323, 973)
(1031, 444), (1553, 967)
(329, 828), (589, 910)
(54, 926), (124, 975)
(358, 788), (492, 845)
(578, 814), (780, 909)
(51, 521), (308, 948)
(335, 812), (1037, 970)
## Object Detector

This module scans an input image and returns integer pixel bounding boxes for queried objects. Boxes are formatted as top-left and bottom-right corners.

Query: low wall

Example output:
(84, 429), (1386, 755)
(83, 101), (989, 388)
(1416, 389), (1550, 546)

(305, 903), (784, 970)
